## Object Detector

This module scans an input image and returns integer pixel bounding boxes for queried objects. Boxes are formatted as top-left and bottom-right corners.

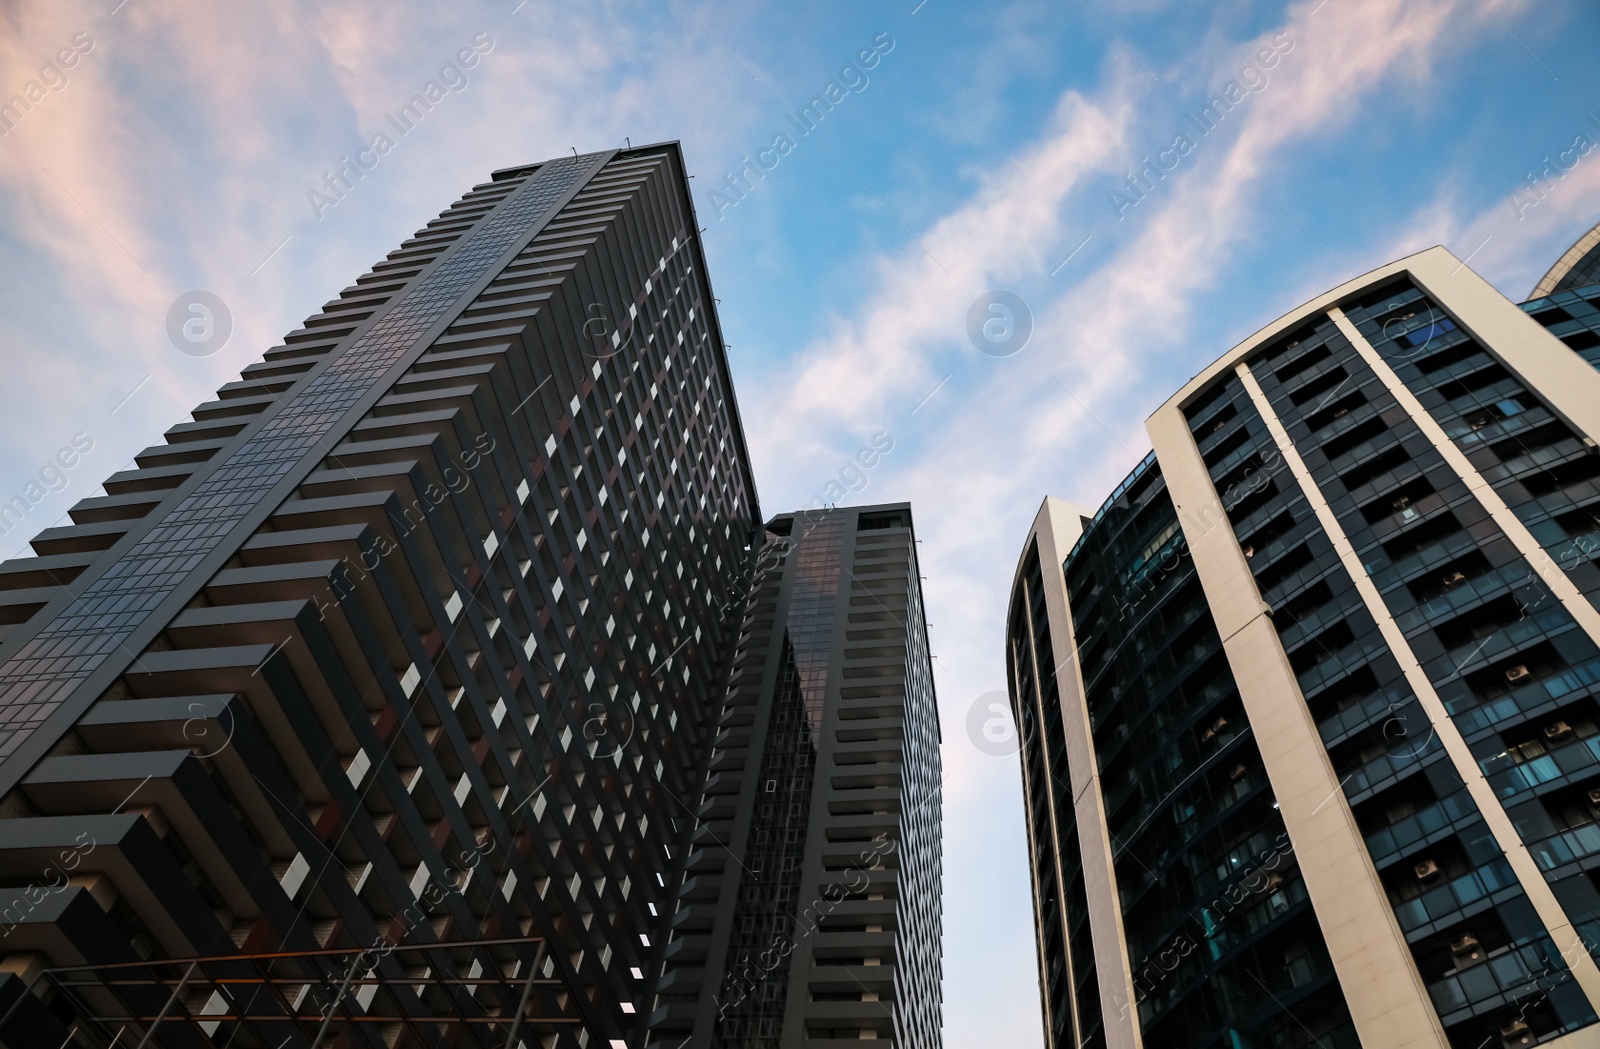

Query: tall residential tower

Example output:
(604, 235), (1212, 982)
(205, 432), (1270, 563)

(1012, 241), (1600, 1049)
(656, 504), (943, 1049)
(0, 144), (764, 1049)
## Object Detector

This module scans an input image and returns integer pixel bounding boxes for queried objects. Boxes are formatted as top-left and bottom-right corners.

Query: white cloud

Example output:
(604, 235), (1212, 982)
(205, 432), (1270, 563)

(1438, 134), (1600, 299)
(0, 0), (1583, 1043)
(0, 0), (769, 536)
(732, 0), (1511, 1043)
(742, 83), (1137, 468)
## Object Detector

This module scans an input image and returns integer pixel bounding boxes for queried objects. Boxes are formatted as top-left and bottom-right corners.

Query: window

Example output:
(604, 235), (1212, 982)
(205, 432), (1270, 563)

(1404, 318), (1458, 345)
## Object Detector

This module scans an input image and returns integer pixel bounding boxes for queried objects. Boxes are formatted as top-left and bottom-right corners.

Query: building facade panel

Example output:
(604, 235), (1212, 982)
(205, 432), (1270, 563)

(661, 505), (941, 1049)
(1149, 391), (1451, 1049)
(1020, 460), (1361, 1048)
(1016, 241), (1600, 1049)
(0, 144), (796, 1049)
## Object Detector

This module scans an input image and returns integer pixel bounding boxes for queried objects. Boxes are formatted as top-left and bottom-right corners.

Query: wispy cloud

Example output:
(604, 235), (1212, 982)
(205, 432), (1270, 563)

(730, 0), (1517, 1038)
(0, 0), (1590, 1044)
(0, 0), (767, 530)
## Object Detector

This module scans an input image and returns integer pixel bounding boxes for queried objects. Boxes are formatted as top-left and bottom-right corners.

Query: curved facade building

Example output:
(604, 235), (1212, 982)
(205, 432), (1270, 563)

(1012, 243), (1600, 1048)
(1529, 219), (1600, 300)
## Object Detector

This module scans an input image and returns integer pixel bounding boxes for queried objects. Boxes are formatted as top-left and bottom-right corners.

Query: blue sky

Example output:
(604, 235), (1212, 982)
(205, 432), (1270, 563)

(2, 0), (1600, 1042)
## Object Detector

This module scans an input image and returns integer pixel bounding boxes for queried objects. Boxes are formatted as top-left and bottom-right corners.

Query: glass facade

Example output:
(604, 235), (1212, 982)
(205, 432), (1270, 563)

(1523, 280), (1600, 377)
(1062, 458), (1358, 1048)
(1016, 240), (1600, 1049)
(0, 145), (805, 1049)
(714, 634), (819, 1047)
(1210, 300), (1599, 1044)
(0, 154), (609, 763)
(1008, 537), (1099, 1048)
(1538, 240), (1600, 299)
(1521, 286), (1600, 607)
(662, 505), (942, 1048)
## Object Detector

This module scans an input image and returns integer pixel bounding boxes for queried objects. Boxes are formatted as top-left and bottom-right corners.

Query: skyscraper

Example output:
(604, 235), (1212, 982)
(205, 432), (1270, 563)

(652, 503), (942, 1049)
(1011, 242), (1600, 1048)
(0, 144), (767, 1049)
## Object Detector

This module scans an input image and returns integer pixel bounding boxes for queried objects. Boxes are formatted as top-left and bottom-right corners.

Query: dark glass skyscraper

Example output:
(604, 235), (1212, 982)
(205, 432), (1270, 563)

(0, 144), (774, 1049)
(1012, 239), (1600, 1049)
(653, 503), (943, 1049)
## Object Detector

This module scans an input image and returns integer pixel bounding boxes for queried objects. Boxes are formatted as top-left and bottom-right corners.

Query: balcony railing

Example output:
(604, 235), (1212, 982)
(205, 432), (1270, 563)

(1531, 822), (1600, 872)
(1427, 939), (1566, 1017)
(1391, 857), (1517, 932)
(1364, 792), (1478, 865)
(1483, 734), (1600, 799)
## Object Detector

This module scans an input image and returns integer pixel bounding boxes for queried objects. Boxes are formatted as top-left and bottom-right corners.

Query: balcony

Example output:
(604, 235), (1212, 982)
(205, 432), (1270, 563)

(1427, 940), (1565, 1020)
(1364, 792), (1479, 867)
(1339, 734), (1441, 799)
(1314, 682), (1414, 749)
(1531, 822), (1600, 872)
(1296, 632), (1394, 701)
(1394, 563), (1541, 635)
(1390, 857), (1518, 933)
(1483, 733), (1600, 799)
(1448, 656), (1600, 735)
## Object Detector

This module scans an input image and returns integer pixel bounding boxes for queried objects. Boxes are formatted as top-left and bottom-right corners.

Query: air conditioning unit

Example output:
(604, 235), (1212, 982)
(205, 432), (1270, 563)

(1499, 1019), (1533, 1047)
(1441, 570), (1467, 589)
(1414, 858), (1441, 882)
(1201, 717), (1229, 743)
(1544, 720), (1574, 742)
(1506, 665), (1533, 684)
(1229, 763), (1248, 781)
(1449, 933), (1485, 967)
(1588, 788), (1600, 809)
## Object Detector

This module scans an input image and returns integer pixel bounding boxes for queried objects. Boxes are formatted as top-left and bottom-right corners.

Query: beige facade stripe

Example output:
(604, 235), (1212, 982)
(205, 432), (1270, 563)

(1012, 533), (1081, 1049)
(1235, 359), (1600, 1012)
(1149, 396), (1451, 1049)
(1027, 499), (1142, 1049)
(1329, 305), (1600, 648)
(1399, 249), (1600, 443)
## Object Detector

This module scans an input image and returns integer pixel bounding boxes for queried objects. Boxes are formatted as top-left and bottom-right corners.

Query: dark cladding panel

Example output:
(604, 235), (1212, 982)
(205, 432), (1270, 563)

(0, 145), (773, 1049)
(0, 153), (611, 765)
(666, 504), (942, 1049)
